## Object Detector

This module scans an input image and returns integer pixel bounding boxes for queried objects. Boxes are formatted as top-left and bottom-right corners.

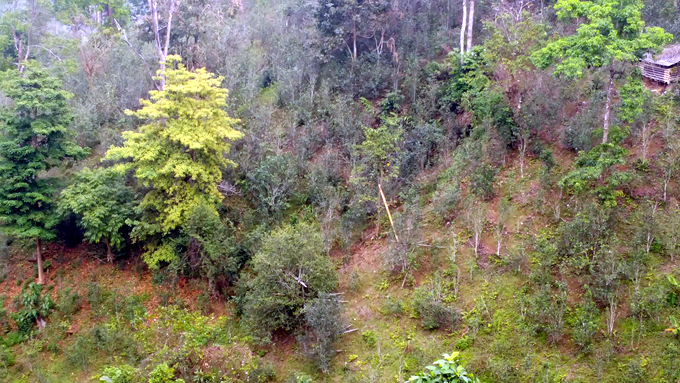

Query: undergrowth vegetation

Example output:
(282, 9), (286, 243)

(1, 0), (680, 382)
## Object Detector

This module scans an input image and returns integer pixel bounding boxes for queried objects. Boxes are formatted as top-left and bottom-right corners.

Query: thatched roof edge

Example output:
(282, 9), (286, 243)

(641, 45), (680, 67)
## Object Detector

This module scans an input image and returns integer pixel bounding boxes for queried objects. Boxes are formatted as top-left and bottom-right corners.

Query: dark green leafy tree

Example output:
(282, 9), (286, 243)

(531, 0), (671, 144)
(0, 64), (88, 284)
(57, 167), (135, 262)
(242, 222), (337, 342)
(180, 202), (238, 294)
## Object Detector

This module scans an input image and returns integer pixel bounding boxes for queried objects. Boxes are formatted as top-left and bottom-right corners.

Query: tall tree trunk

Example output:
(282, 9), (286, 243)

(353, 21), (357, 62)
(460, 0), (467, 62)
(466, 0), (475, 53)
(105, 239), (113, 263)
(149, 0), (176, 90)
(36, 238), (44, 285)
(602, 68), (614, 144)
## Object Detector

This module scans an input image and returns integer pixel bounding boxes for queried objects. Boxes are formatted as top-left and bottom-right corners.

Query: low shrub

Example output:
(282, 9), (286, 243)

(412, 282), (460, 330)
(381, 297), (405, 317)
(298, 293), (344, 372)
(248, 362), (276, 383)
(11, 282), (54, 335)
(0, 344), (15, 369)
(149, 363), (185, 383)
(56, 287), (82, 317)
(100, 364), (139, 383)
(407, 352), (479, 383)
(470, 163), (495, 201)
(362, 330), (377, 347)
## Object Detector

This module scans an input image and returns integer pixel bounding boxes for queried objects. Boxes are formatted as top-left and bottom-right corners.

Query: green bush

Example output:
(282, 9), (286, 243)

(247, 362), (276, 383)
(362, 330), (377, 347)
(0, 344), (15, 369)
(432, 182), (461, 219)
(2, 331), (24, 347)
(242, 222), (338, 341)
(562, 100), (601, 152)
(11, 282), (54, 335)
(100, 364), (139, 383)
(454, 336), (472, 351)
(470, 163), (495, 201)
(380, 297), (405, 317)
(298, 293), (344, 372)
(180, 202), (239, 294)
(526, 282), (567, 343)
(87, 280), (104, 309)
(407, 352), (479, 383)
(64, 332), (95, 370)
(149, 363), (185, 383)
(412, 286), (459, 330)
(56, 287), (82, 317)
(569, 288), (599, 353)
(380, 91), (403, 113)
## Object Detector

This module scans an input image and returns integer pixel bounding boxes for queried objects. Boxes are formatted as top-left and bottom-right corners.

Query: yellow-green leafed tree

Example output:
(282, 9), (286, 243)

(105, 55), (242, 267)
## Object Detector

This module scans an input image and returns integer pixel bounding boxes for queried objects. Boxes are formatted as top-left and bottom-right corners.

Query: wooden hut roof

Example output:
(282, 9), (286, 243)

(641, 45), (680, 67)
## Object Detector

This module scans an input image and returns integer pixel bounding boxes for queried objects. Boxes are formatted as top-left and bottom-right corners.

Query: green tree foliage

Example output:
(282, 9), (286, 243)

(407, 352), (479, 383)
(246, 153), (299, 218)
(180, 202), (238, 294)
(531, 0), (671, 143)
(559, 142), (630, 207)
(617, 72), (647, 125)
(99, 364), (139, 383)
(447, 47), (491, 111)
(104, 55), (243, 267)
(316, 0), (392, 61)
(351, 110), (403, 227)
(52, 0), (131, 29)
(569, 286), (599, 353)
(58, 167), (135, 262)
(242, 222), (337, 342)
(0, 0), (52, 70)
(148, 363), (185, 383)
(298, 293), (344, 373)
(10, 282), (54, 335)
(0, 63), (87, 283)
(353, 111), (403, 190)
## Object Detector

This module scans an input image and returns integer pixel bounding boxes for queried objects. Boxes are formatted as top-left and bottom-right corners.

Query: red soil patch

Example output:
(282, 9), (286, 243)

(0, 242), (208, 319)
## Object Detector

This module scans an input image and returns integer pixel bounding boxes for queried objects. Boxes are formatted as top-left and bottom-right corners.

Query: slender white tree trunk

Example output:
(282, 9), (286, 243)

(607, 295), (617, 335)
(519, 135), (527, 179)
(149, 0), (176, 90)
(664, 165), (672, 202)
(36, 238), (44, 285)
(460, 0), (467, 61)
(602, 68), (614, 144)
(466, 0), (475, 53)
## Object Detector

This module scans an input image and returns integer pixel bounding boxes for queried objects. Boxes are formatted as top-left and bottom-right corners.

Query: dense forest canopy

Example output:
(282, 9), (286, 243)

(0, 0), (680, 382)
